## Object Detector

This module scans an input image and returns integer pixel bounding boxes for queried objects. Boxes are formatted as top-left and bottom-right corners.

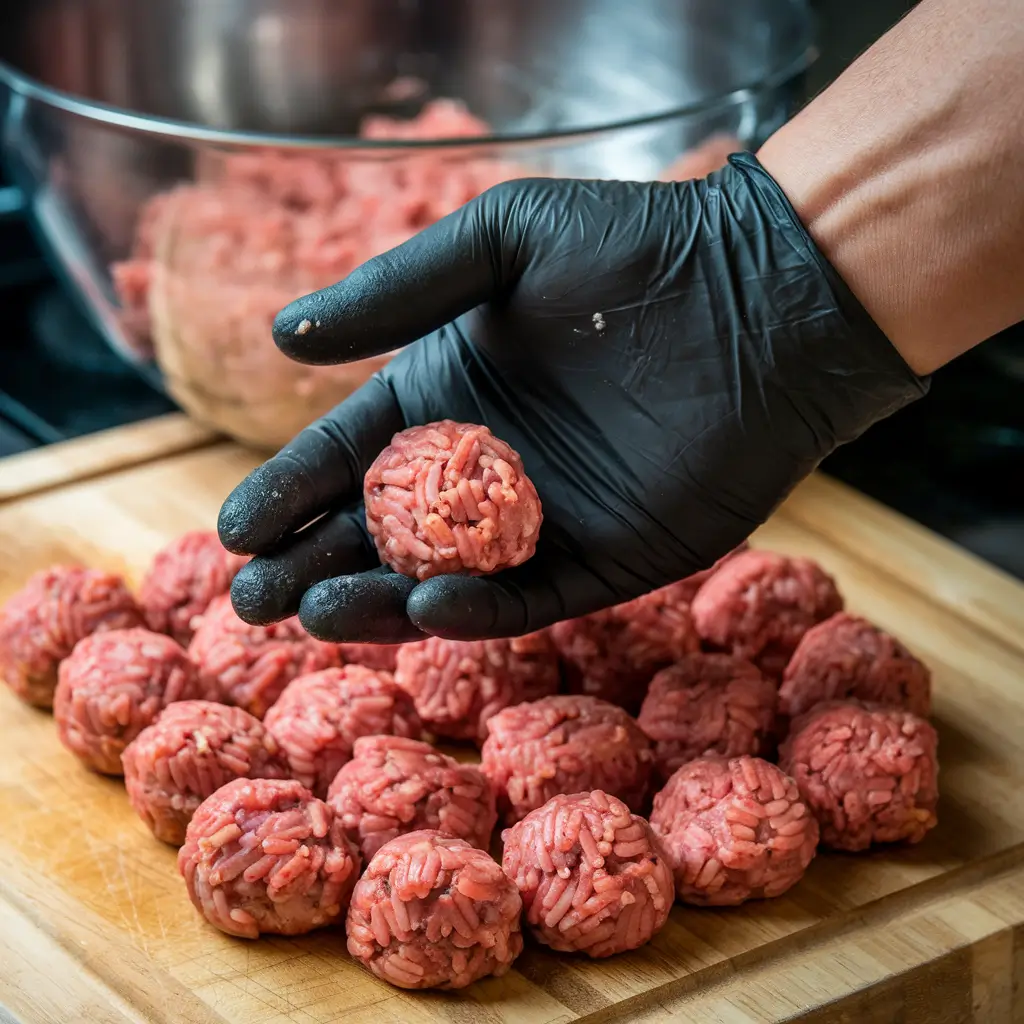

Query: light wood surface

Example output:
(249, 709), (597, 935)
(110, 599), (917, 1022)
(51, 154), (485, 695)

(1, 435), (1023, 1024)
(0, 414), (219, 504)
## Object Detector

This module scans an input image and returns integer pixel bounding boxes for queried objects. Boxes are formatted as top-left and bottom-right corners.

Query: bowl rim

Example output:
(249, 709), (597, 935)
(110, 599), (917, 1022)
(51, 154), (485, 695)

(0, 4), (816, 150)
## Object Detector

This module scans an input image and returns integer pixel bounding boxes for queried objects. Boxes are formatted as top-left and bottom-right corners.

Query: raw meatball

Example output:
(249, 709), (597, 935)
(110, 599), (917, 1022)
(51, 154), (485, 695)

(364, 420), (542, 580)
(339, 642), (404, 673)
(779, 701), (939, 851)
(328, 735), (496, 861)
(551, 582), (700, 711)
(139, 531), (249, 645)
(691, 550), (844, 677)
(187, 594), (339, 718)
(650, 756), (819, 906)
(178, 777), (359, 939)
(394, 632), (560, 744)
(501, 790), (674, 957)
(637, 653), (777, 782)
(54, 628), (202, 775)
(264, 665), (421, 798)
(122, 700), (288, 845)
(778, 613), (932, 719)
(0, 566), (143, 708)
(673, 544), (750, 602)
(481, 695), (654, 824)
(346, 830), (522, 989)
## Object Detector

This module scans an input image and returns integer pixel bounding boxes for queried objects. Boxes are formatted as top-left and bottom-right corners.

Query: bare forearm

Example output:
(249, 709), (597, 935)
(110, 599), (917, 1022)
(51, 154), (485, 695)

(758, 0), (1024, 375)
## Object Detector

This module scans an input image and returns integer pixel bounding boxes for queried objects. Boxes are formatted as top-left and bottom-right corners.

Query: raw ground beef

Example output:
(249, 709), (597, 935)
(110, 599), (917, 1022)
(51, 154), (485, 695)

(777, 613), (932, 720)
(501, 790), (674, 958)
(394, 632), (560, 744)
(364, 420), (542, 580)
(138, 531), (249, 646)
(328, 735), (496, 861)
(339, 642), (405, 673)
(637, 653), (778, 782)
(779, 701), (939, 851)
(187, 594), (339, 718)
(122, 700), (288, 845)
(0, 566), (143, 708)
(54, 628), (203, 775)
(346, 829), (522, 989)
(691, 550), (844, 678)
(481, 695), (654, 825)
(178, 777), (360, 939)
(659, 134), (742, 182)
(550, 581), (700, 712)
(263, 665), (421, 798)
(650, 755), (819, 906)
(673, 544), (750, 603)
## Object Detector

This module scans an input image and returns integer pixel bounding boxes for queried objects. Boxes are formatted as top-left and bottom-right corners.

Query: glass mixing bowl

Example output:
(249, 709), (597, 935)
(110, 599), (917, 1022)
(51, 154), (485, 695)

(0, 0), (815, 449)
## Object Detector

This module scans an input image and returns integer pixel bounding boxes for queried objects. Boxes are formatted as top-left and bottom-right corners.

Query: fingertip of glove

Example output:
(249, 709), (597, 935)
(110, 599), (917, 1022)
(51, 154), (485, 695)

(406, 576), (508, 639)
(299, 571), (422, 643)
(229, 559), (298, 626)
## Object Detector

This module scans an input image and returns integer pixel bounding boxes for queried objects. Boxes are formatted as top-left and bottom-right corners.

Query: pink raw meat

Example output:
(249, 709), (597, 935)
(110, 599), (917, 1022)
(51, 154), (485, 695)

(0, 566), (143, 708)
(637, 653), (777, 782)
(650, 755), (819, 906)
(779, 700), (939, 851)
(364, 420), (542, 580)
(777, 613), (932, 719)
(394, 632), (560, 744)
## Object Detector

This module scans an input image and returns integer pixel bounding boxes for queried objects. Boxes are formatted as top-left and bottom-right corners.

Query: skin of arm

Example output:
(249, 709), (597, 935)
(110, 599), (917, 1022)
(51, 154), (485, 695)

(758, 0), (1024, 376)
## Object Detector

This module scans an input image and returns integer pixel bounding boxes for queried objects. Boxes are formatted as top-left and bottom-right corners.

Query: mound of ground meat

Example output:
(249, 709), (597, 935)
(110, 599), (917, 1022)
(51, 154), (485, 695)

(179, 777), (359, 939)
(138, 531), (249, 646)
(264, 665), (421, 798)
(328, 735), (496, 861)
(346, 829), (522, 989)
(339, 642), (405, 673)
(650, 755), (819, 906)
(779, 701), (939, 851)
(0, 566), (143, 708)
(691, 550), (844, 677)
(502, 790), (674, 958)
(122, 700), (288, 845)
(364, 420), (542, 580)
(777, 613), (932, 720)
(550, 582), (700, 712)
(394, 632), (560, 744)
(637, 653), (777, 782)
(481, 695), (654, 825)
(54, 628), (202, 775)
(187, 594), (339, 718)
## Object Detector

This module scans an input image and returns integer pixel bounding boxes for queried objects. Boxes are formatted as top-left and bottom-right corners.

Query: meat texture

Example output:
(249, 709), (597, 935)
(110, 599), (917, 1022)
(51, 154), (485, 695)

(778, 613), (932, 719)
(139, 530), (249, 645)
(637, 653), (777, 782)
(501, 790), (674, 957)
(263, 665), (421, 798)
(779, 700), (939, 851)
(481, 695), (654, 825)
(339, 642), (405, 673)
(122, 700), (288, 845)
(178, 777), (360, 938)
(550, 581), (700, 711)
(0, 566), (143, 708)
(328, 735), (496, 861)
(650, 755), (819, 906)
(54, 628), (202, 775)
(346, 830), (522, 989)
(394, 632), (560, 744)
(691, 550), (844, 677)
(187, 594), (339, 718)
(364, 420), (542, 580)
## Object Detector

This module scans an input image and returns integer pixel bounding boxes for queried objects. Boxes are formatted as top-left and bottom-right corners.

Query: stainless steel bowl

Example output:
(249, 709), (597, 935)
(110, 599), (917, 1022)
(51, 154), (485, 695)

(0, 0), (815, 447)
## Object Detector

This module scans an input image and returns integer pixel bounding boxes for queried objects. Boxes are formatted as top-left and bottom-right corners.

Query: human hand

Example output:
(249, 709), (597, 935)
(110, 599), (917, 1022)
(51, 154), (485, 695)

(217, 153), (925, 643)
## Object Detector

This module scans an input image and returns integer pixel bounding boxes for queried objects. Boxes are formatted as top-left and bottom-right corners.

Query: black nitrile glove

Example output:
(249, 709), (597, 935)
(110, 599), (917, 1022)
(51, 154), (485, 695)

(218, 153), (927, 643)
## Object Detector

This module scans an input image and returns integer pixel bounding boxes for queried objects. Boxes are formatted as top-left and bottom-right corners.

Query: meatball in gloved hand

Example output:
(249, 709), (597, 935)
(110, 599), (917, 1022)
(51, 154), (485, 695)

(218, 155), (927, 643)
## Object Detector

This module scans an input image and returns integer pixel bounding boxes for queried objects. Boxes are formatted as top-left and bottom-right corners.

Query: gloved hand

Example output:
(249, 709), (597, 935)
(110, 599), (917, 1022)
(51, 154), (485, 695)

(217, 153), (927, 643)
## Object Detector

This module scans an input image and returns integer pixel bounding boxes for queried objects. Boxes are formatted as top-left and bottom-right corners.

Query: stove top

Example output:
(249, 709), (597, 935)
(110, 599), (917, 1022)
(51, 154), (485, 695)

(0, 169), (1021, 582)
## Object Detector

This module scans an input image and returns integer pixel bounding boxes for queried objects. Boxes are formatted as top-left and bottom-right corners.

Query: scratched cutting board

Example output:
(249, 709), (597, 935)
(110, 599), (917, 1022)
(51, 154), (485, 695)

(1, 436), (1024, 1024)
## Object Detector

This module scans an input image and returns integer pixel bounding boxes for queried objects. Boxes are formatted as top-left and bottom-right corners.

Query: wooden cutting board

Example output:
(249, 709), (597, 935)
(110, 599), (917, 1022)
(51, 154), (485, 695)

(1, 429), (1024, 1024)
